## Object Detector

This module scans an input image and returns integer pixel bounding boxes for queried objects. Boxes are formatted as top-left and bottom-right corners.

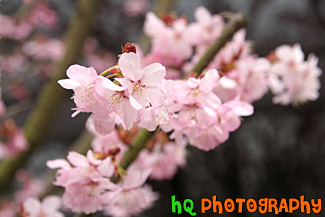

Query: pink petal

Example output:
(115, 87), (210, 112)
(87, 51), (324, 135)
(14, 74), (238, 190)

(46, 159), (70, 169)
(118, 98), (138, 130)
(58, 79), (80, 89)
(42, 195), (61, 212)
(199, 69), (220, 93)
(97, 158), (114, 177)
(195, 6), (212, 25)
(23, 197), (41, 215)
(93, 114), (116, 135)
(141, 63), (166, 86)
(67, 64), (98, 84)
(100, 76), (125, 91)
(145, 86), (166, 108)
(129, 95), (143, 110)
(119, 53), (142, 81)
(67, 151), (89, 167)
(123, 168), (151, 190)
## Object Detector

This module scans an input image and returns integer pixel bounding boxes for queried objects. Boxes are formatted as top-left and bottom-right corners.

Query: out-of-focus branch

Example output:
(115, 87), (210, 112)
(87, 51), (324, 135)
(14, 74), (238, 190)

(0, 0), (101, 191)
(191, 13), (247, 75)
(0, 100), (32, 122)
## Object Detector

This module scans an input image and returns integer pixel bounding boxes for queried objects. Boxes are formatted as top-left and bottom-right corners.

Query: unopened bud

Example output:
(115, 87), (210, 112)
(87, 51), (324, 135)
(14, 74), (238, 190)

(121, 43), (136, 54)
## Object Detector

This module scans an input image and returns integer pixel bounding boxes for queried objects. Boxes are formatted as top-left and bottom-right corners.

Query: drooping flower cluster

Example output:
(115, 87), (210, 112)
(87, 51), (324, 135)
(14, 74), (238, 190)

(47, 130), (158, 216)
(58, 52), (169, 135)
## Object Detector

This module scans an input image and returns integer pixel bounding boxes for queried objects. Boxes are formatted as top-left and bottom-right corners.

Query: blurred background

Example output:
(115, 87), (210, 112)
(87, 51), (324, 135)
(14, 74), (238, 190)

(1, 0), (325, 216)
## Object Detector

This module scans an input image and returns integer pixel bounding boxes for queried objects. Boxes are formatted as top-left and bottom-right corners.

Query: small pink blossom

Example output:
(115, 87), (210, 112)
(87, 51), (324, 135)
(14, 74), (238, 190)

(104, 167), (158, 217)
(22, 196), (64, 217)
(187, 6), (225, 46)
(47, 151), (116, 214)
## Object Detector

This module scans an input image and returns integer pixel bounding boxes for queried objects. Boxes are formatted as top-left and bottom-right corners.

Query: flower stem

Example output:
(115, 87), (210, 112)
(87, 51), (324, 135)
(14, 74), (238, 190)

(100, 65), (120, 77)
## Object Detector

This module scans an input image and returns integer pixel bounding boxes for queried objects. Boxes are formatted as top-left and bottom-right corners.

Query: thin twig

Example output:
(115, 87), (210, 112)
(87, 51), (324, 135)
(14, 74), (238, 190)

(0, 100), (32, 122)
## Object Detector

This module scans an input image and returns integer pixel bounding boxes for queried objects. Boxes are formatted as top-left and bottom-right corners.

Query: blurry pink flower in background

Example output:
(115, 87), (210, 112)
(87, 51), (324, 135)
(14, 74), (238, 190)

(87, 52), (117, 73)
(0, 53), (27, 74)
(0, 120), (28, 160)
(28, 2), (58, 29)
(187, 6), (225, 46)
(0, 201), (15, 217)
(123, 0), (149, 17)
(22, 37), (65, 61)
(0, 100), (6, 117)
(22, 196), (64, 217)
(0, 15), (32, 40)
(14, 170), (44, 204)
(268, 44), (322, 105)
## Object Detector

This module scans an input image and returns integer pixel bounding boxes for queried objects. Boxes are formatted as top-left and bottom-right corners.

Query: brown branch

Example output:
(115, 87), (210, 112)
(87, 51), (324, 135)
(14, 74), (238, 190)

(0, 0), (101, 191)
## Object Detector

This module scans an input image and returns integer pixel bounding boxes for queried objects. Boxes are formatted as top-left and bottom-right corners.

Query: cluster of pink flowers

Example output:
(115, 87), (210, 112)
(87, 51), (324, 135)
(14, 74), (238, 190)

(160, 69), (254, 151)
(47, 129), (159, 216)
(52, 5), (322, 217)
(58, 52), (169, 134)
(268, 44), (322, 105)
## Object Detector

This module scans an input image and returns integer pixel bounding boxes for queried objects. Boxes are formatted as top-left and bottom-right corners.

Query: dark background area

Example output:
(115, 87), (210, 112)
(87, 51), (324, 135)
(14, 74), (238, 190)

(1, 0), (325, 216)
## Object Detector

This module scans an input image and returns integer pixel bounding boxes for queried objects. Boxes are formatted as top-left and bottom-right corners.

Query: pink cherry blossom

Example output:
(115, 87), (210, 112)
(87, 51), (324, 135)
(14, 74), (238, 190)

(22, 196), (64, 217)
(104, 167), (158, 217)
(187, 6), (225, 46)
(118, 52), (167, 109)
(268, 44), (322, 105)
(47, 150), (116, 214)
(135, 142), (187, 180)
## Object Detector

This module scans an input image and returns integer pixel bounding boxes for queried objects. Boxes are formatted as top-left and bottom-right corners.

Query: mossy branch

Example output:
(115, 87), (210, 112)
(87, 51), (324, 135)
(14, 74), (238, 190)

(0, 0), (101, 191)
